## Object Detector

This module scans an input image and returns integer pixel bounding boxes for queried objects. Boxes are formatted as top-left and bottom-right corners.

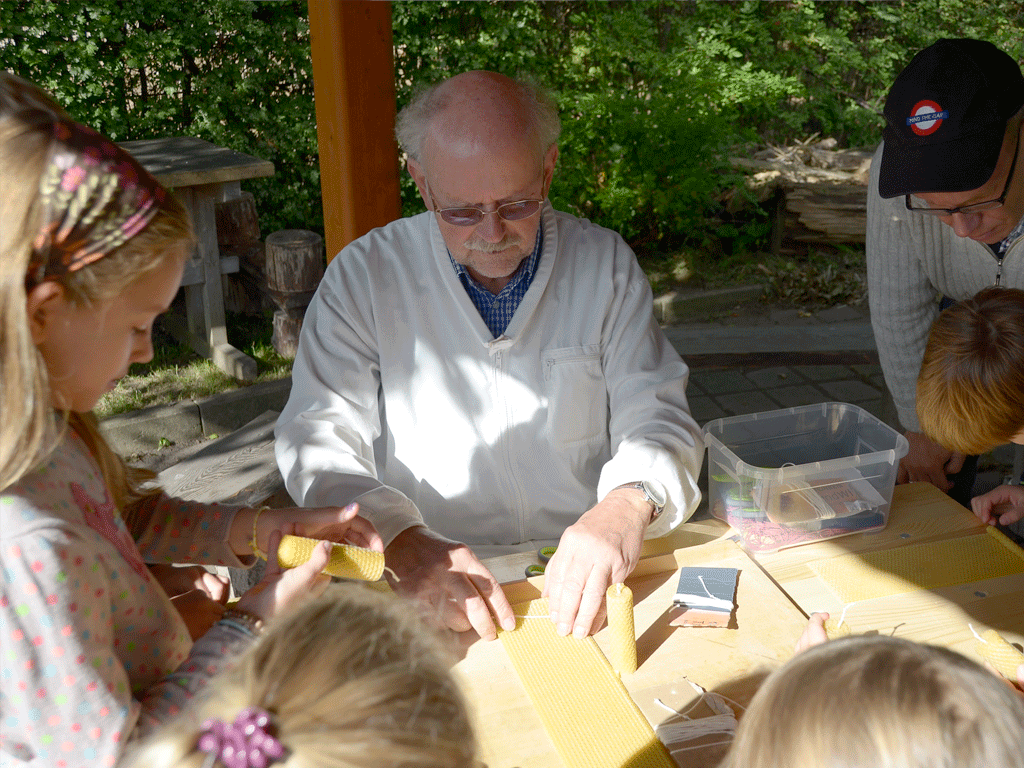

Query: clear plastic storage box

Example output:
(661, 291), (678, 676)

(702, 402), (909, 553)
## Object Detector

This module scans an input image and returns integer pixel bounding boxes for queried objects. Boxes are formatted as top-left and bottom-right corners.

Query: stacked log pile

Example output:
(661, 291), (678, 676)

(726, 137), (875, 251)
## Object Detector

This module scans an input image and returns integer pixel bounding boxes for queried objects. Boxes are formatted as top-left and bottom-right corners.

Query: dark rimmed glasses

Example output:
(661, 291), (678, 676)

(427, 182), (544, 227)
(906, 129), (1020, 217)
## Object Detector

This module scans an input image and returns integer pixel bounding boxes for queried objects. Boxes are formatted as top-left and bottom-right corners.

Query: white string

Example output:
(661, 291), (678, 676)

(698, 575), (714, 599)
(653, 676), (742, 754)
(382, 565), (400, 582)
(657, 715), (737, 748)
(969, 623), (988, 643)
(837, 602), (850, 629)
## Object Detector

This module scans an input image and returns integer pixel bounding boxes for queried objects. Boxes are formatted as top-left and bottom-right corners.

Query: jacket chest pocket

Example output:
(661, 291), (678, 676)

(543, 346), (606, 445)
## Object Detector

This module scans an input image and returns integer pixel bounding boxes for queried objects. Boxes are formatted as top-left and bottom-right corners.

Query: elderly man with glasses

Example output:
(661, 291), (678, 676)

(868, 38), (1024, 508)
(275, 71), (702, 641)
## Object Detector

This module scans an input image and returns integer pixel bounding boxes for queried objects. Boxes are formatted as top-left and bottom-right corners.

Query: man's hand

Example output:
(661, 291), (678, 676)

(542, 488), (649, 639)
(384, 526), (517, 641)
(897, 431), (966, 491)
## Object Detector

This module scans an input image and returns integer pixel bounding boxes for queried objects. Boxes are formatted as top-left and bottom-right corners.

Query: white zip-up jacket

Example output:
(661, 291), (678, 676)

(275, 203), (703, 556)
(867, 143), (1024, 433)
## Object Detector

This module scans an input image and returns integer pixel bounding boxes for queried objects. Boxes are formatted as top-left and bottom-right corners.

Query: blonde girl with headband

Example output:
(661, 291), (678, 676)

(0, 71), (383, 766)
(720, 634), (1024, 768)
(122, 584), (477, 768)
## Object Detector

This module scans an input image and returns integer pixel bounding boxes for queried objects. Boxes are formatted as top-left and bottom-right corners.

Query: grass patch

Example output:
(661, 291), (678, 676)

(95, 311), (293, 418)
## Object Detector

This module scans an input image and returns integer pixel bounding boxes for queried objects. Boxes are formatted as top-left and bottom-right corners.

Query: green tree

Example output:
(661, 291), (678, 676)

(0, 0), (318, 234)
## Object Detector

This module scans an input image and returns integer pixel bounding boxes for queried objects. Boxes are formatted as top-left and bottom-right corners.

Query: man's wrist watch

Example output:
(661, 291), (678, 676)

(613, 480), (667, 521)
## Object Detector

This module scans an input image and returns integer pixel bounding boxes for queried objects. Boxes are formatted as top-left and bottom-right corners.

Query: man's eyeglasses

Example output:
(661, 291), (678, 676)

(906, 129), (1020, 217)
(427, 183), (544, 227)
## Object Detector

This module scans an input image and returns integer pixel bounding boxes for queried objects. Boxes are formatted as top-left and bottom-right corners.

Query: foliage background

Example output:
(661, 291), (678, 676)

(2, 0), (1022, 260)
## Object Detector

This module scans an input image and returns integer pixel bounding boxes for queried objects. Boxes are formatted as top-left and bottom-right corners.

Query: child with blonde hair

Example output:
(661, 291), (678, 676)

(0, 71), (382, 766)
(916, 285), (1024, 526)
(720, 633), (1024, 768)
(122, 583), (477, 768)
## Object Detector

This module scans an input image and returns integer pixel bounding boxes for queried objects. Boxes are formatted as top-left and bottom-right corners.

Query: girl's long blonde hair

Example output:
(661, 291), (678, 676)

(123, 584), (477, 768)
(0, 71), (193, 527)
(721, 634), (1024, 768)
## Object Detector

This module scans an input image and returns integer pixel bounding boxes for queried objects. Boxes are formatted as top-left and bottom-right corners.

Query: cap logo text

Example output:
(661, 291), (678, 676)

(907, 100), (947, 136)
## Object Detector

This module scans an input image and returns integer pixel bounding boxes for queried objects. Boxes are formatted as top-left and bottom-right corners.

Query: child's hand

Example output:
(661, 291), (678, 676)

(170, 589), (227, 640)
(234, 529), (332, 624)
(255, 502), (384, 556)
(970, 485), (1024, 526)
(795, 612), (831, 654)
(149, 564), (230, 603)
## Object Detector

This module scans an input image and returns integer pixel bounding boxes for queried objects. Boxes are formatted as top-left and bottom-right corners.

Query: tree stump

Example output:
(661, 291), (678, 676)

(265, 229), (325, 357)
(217, 192), (266, 315)
(215, 191), (261, 245)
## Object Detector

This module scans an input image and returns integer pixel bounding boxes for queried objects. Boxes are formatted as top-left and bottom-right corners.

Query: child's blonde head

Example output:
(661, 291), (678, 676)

(124, 584), (477, 768)
(917, 286), (1024, 455)
(721, 634), (1024, 768)
(0, 71), (192, 493)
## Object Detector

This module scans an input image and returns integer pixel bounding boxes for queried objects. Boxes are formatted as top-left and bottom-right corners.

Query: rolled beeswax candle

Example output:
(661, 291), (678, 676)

(606, 582), (637, 675)
(823, 617), (852, 640)
(978, 629), (1024, 680)
(277, 534), (385, 582)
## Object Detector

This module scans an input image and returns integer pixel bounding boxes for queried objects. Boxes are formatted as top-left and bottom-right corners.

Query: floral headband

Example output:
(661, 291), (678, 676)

(197, 707), (287, 768)
(27, 118), (166, 286)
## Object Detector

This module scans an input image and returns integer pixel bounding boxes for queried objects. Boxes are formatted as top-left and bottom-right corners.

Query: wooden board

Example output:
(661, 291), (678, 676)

(456, 538), (807, 768)
(751, 482), (1024, 673)
(119, 137), (275, 188)
(156, 411), (282, 506)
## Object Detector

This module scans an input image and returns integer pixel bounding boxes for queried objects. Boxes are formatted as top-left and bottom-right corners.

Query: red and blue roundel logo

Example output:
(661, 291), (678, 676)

(906, 100), (948, 136)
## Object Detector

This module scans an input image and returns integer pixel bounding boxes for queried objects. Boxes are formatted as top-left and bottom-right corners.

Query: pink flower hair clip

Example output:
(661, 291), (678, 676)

(196, 707), (287, 768)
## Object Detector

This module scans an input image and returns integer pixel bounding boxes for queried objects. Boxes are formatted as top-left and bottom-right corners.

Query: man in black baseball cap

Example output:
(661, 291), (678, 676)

(867, 38), (1024, 507)
(878, 38), (1024, 202)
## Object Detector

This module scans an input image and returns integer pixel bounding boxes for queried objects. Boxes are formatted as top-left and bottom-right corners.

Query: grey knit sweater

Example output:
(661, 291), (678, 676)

(866, 143), (1024, 433)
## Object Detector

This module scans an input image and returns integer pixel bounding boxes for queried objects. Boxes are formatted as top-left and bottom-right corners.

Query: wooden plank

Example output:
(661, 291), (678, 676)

(156, 411), (282, 507)
(119, 137), (274, 188)
(459, 538), (806, 768)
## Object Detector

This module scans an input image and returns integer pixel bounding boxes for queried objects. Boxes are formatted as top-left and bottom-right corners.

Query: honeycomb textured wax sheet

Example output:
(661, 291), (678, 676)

(810, 527), (1024, 604)
(277, 534), (385, 582)
(498, 598), (675, 768)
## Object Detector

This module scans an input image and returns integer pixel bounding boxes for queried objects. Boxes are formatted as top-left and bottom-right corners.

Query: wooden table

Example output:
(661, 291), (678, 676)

(752, 481), (1024, 665)
(459, 525), (803, 768)
(458, 483), (1024, 768)
(120, 137), (275, 381)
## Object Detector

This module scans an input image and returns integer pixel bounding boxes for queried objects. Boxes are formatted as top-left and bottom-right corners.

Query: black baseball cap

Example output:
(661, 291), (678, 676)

(878, 38), (1024, 199)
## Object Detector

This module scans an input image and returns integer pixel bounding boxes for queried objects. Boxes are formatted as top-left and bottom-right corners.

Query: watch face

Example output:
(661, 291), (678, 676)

(642, 480), (667, 508)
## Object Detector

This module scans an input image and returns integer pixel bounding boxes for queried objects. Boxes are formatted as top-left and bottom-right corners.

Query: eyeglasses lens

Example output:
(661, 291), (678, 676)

(439, 200), (541, 226)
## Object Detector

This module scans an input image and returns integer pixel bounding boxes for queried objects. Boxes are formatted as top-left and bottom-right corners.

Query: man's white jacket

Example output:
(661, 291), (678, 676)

(275, 203), (703, 556)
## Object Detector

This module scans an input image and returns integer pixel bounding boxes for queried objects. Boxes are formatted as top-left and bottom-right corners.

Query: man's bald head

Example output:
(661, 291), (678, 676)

(395, 70), (560, 166)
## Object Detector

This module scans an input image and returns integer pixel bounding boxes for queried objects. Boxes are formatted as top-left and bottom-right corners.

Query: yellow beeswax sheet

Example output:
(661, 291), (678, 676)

(498, 598), (675, 768)
(811, 527), (1024, 604)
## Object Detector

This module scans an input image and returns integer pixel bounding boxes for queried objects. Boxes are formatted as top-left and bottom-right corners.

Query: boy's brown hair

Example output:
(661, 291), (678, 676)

(917, 286), (1024, 455)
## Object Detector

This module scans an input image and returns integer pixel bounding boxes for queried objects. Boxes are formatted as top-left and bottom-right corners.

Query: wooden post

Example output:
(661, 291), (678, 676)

(265, 229), (325, 358)
(309, 0), (402, 263)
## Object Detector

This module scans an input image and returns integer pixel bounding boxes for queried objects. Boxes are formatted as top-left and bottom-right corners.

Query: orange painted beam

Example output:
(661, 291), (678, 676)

(309, 1), (401, 261)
